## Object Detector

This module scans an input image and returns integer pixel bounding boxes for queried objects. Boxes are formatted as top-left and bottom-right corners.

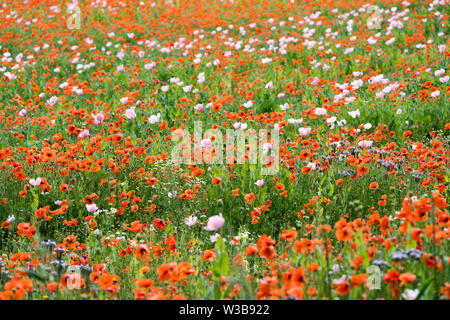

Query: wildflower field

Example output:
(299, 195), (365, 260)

(0, 0), (449, 301)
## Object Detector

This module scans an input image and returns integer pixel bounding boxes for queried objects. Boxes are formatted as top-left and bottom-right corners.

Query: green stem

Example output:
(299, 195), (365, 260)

(431, 204), (439, 299)
(324, 235), (331, 299)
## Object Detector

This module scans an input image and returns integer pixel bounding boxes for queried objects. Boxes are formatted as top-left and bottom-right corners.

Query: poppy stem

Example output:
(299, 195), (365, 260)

(324, 235), (331, 299)
(431, 204), (439, 299)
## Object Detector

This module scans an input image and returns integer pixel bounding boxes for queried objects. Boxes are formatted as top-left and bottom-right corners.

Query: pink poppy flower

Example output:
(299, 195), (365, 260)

(204, 213), (225, 231)
(86, 204), (98, 213)
(92, 112), (104, 125)
(79, 129), (90, 139)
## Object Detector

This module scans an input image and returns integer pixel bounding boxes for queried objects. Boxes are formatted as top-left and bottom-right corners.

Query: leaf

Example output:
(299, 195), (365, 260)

(217, 251), (229, 276)
(215, 236), (225, 253)
(213, 281), (222, 300)
(166, 223), (173, 235)
(88, 232), (95, 248)
(212, 236), (229, 279)
(204, 283), (213, 300)
(416, 279), (433, 300)
(24, 270), (45, 282)
(31, 189), (39, 211)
